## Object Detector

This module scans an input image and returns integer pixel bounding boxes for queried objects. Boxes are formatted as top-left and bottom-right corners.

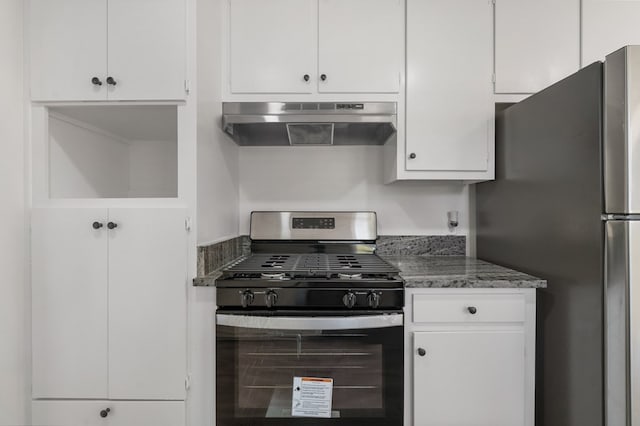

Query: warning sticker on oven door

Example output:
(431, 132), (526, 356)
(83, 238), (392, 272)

(291, 376), (333, 418)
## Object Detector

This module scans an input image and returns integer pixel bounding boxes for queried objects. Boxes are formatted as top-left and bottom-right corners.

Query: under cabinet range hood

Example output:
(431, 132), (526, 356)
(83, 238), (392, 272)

(222, 102), (397, 146)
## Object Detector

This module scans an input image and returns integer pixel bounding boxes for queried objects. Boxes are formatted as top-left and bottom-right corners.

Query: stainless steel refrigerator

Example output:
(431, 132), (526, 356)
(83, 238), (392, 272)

(476, 45), (640, 426)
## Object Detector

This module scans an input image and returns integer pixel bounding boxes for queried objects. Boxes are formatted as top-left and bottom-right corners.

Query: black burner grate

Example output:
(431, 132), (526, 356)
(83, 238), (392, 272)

(225, 253), (397, 277)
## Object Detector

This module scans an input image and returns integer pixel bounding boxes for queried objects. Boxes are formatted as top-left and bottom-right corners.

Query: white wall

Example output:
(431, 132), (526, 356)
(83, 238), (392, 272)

(190, 1), (240, 426)
(196, 0), (239, 245)
(0, 0), (27, 424)
(239, 146), (470, 236)
(128, 139), (178, 198)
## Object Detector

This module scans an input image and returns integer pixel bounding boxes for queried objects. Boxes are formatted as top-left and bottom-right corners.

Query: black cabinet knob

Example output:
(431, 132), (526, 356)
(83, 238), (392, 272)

(99, 408), (111, 418)
(417, 347), (426, 357)
(303, 74), (310, 82)
(320, 74), (327, 81)
(107, 222), (118, 230)
(106, 76), (117, 86)
(409, 153), (417, 159)
(92, 221), (104, 229)
(91, 77), (103, 86)
(467, 306), (477, 315)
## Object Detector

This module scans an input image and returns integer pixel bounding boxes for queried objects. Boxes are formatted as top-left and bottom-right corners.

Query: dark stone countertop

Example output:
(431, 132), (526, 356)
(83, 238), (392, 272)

(193, 255), (546, 288)
(381, 256), (546, 288)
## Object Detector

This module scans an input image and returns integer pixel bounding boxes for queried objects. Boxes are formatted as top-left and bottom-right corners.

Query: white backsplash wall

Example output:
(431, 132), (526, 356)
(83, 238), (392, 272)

(239, 146), (470, 238)
(0, 0), (27, 424)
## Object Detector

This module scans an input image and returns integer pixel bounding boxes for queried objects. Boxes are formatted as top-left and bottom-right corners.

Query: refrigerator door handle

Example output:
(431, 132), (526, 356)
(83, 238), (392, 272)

(605, 220), (638, 426)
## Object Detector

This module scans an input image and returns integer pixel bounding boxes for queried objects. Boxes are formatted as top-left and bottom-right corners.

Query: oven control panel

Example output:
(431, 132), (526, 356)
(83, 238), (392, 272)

(292, 217), (335, 229)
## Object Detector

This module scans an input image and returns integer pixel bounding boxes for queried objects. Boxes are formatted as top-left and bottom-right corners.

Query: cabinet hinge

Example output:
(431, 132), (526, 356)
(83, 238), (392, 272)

(185, 374), (192, 391)
(492, 73), (496, 84)
(491, 0), (496, 5)
(185, 217), (192, 232)
(184, 80), (191, 95)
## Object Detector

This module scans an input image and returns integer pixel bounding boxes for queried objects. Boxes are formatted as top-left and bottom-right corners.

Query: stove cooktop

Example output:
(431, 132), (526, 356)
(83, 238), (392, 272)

(223, 253), (398, 279)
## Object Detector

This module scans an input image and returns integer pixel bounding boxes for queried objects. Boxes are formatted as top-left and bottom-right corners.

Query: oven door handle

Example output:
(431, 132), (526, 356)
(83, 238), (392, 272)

(216, 313), (403, 330)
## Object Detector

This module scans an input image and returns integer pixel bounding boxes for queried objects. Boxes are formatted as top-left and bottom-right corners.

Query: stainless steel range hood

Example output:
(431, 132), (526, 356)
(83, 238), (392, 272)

(222, 102), (397, 146)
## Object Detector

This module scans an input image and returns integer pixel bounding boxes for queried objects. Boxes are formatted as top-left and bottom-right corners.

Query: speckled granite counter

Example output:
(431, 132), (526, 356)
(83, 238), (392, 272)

(381, 256), (546, 288)
(193, 235), (546, 288)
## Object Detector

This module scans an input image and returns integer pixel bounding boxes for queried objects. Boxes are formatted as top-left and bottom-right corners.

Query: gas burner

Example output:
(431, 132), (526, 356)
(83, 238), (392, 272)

(338, 273), (363, 280)
(261, 272), (287, 280)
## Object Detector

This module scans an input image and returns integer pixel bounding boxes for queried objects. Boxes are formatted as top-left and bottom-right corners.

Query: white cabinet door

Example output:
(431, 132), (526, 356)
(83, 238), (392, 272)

(495, 0), (580, 93)
(107, 0), (186, 100)
(229, 0), (316, 94)
(318, 0), (402, 93)
(413, 331), (525, 426)
(32, 400), (112, 426)
(30, 0), (107, 101)
(107, 208), (187, 399)
(32, 208), (108, 399)
(583, 0), (640, 65)
(406, 0), (492, 172)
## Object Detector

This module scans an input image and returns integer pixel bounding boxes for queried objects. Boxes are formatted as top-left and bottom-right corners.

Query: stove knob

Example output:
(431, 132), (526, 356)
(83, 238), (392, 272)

(265, 290), (278, 308)
(343, 291), (357, 308)
(240, 290), (254, 308)
(367, 291), (381, 309)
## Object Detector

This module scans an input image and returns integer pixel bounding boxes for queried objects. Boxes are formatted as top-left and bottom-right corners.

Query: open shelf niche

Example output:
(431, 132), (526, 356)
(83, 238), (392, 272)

(47, 105), (178, 199)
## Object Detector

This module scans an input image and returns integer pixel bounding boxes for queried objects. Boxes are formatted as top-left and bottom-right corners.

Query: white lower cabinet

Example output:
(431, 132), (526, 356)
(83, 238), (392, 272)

(32, 207), (187, 403)
(413, 331), (525, 426)
(406, 289), (536, 426)
(32, 400), (185, 426)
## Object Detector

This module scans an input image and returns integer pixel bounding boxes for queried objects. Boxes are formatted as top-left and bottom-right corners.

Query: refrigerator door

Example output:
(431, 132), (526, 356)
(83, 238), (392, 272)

(605, 220), (640, 426)
(478, 62), (604, 426)
(604, 46), (640, 214)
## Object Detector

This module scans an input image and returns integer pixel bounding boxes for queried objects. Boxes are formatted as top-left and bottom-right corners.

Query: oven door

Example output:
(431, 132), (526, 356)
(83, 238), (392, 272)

(216, 311), (403, 426)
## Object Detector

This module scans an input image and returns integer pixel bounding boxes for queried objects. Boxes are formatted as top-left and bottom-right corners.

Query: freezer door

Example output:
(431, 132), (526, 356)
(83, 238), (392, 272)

(604, 46), (640, 214)
(605, 220), (640, 425)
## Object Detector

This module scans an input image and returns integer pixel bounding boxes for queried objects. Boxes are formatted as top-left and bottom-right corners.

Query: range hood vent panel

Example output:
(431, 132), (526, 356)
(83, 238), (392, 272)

(222, 102), (397, 146)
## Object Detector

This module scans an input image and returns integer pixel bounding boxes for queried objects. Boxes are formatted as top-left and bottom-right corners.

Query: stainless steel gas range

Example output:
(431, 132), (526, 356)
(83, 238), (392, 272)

(215, 211), (404, 426)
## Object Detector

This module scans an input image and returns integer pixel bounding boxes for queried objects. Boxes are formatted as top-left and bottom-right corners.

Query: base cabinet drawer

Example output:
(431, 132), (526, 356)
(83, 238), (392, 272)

(32, 400), (185, 426)
(413, 293), (525, 323)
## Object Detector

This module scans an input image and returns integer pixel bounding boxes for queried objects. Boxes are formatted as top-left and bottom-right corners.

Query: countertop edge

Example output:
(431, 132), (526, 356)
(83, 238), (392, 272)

(193, 255), (248, 287)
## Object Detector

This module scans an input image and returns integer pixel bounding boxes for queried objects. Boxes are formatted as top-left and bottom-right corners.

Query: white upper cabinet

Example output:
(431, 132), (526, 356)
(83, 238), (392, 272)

(30, 0), (185, 101)
(229, 0), (316, 94)
(107, 0), (185, 100)
(30, 0), (107, 101)
(318, 0), (402, 93)
(405, 0), (493, 176)
(228, 0), (403, 95)
(495, 0), (580, 94)
(583, 0), (640, 65)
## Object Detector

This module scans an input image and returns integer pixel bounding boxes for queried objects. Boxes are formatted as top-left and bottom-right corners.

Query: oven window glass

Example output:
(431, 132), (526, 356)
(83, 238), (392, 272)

(216, 315), (403, 426)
